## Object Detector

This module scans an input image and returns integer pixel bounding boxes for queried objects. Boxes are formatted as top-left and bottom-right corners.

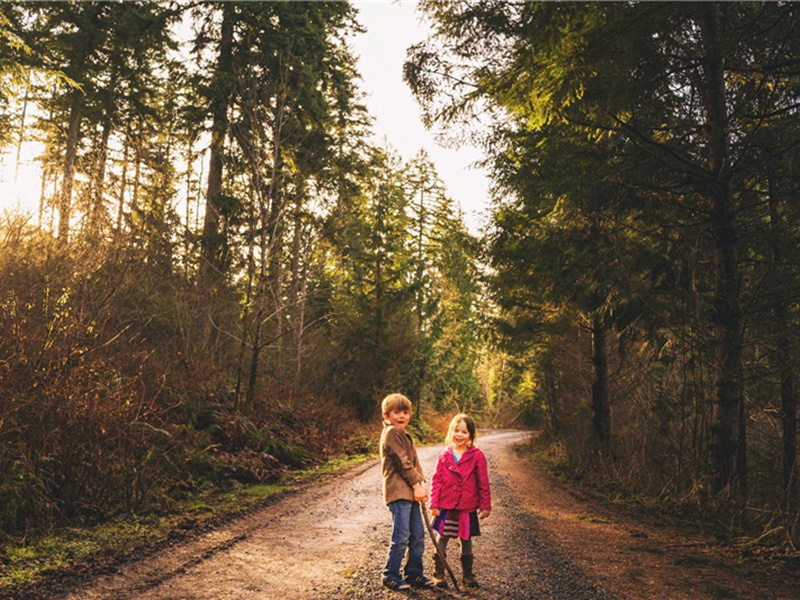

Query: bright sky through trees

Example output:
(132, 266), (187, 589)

(0, 116), (43, 217)
(0, 1), (490, 233)
(344, 0), (490, 234)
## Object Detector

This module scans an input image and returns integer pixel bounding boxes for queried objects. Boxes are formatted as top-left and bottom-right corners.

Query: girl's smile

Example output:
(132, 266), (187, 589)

(451, 420), (471, 451)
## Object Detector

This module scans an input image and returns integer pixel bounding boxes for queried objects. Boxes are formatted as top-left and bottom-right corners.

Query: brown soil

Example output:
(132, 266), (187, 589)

(503, 442), (800, 600)
(34, 430), (800, 599)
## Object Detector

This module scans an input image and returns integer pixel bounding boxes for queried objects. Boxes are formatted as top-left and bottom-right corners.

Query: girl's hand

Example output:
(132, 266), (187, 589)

(430, 508), (440, 518)
(478, 509), (490, 520)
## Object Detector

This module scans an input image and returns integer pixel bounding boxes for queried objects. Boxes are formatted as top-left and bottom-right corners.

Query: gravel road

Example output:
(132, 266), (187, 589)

(59, 430), (617, 599)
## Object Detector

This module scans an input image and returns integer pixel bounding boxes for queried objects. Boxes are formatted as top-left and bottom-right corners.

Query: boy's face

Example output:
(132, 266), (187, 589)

(384, 408), (411, 430)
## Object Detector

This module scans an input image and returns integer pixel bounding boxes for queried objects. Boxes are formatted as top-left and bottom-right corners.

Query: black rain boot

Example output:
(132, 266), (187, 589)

(461, 554), (478, 588)
(432, 553), (448, 588)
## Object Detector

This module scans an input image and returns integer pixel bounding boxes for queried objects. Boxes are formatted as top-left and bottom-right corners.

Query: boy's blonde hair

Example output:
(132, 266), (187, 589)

(381, 393), (412, 415)
(446, 413), (476, 445)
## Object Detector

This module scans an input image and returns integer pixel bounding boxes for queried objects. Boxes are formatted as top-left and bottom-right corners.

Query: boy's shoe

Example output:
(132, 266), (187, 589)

(406, 574), (435, 588)
(382, 578), (411, 591)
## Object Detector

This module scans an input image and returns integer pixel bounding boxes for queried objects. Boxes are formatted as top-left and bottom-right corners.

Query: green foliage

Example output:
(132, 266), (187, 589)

(323, 147), (484, 419)
(0, 450), (372, 595)
(574, 513), (610, 524)
(406, 415), (438, 445)
(411, 0), (800, 538)
(0, 1), (488, 548)
(0, 461), (53, 533)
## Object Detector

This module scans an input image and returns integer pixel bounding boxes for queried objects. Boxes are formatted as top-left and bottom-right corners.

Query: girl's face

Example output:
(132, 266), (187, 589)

(451, 420), (472, 449)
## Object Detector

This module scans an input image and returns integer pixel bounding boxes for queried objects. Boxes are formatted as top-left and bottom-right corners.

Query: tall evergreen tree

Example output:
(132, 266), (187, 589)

(408, 1), (800, 503)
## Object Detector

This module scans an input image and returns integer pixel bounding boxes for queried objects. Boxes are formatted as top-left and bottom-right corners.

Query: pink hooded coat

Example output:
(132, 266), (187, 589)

(430, 445), (491, 512)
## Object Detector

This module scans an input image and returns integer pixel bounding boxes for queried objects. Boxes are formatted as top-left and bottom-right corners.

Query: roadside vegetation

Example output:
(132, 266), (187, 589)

(0, 452), (372, 595)
(408, 0), (800, 562)
(0, 3), (521, 593)
(3, 1), (800, 595)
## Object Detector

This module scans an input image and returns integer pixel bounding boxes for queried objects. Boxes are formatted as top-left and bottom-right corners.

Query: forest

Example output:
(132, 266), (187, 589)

(2, 0), (800, 574)
(0, 0), (492, 549)
(404, 0), (800, 549)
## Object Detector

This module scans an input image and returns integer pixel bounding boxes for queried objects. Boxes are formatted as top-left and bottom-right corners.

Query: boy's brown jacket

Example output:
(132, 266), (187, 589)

(380, 422), (424, 504)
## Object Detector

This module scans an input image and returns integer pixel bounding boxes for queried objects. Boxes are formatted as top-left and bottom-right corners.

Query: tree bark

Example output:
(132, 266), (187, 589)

(199, 3), (235, 288)
(115, 126), (130, 238)
(543, 350), (561, 435)
(245, 97), (286, 407)
(13, 73), (29, 184)
(58, 90), (82, 242)
(700, 3), (745, 497)
(768, 177), (798, 509)
(89, 112), (113, 238)
(591, 316), (611, 448)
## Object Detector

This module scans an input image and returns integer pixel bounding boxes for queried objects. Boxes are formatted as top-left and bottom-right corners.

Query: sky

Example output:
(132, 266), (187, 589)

(349, 0), (491, 235)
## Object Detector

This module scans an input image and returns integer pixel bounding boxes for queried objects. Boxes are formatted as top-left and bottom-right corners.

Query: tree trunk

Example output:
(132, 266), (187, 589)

(89, 113), (112, 238)
(234, 224), (256, 413)
(268, 198), (285, 374)
(198, 3), (235, 289)
(412, 187), (427, 411)
(246, 187), (270, 407)
(591, 316), (611, 448)
(289, 194), (310, 388)
(58, 90), (82, 242)
(295, 254), (309, 387)
(38, 169), (49, 231)
(184, 141), (195, 265)
(13, 74), (29, 183)
(245, 98), (286, 407)
(39, 90), (57, 230)
(373, 199), (386, 415)
(115, 127), (130, 238)
(131, 138), (142, 240)
(543, 350), (561, 435)
(768, 177), (798, 509)
(88, 66), (118, 239)
(700, 3), (745, 497)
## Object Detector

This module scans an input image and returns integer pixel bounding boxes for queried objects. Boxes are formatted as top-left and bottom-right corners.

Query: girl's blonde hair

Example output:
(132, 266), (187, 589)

(446, 413), (476, 445)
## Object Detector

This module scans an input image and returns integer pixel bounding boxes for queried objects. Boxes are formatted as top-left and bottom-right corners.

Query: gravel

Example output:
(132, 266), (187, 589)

(311, 431), (618, 600)
(49, 431), (621, 600)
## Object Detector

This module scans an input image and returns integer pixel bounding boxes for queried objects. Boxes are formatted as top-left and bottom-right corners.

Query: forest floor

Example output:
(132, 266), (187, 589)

(9, 430), (800, 599)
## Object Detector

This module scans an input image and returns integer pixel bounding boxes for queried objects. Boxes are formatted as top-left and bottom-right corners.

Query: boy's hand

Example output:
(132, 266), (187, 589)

(430, 508), (440, 518)
(413, 482), (427, 503)
(478, 509), (491, 520)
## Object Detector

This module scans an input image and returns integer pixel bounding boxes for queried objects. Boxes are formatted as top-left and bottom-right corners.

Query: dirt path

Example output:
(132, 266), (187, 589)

(57, 430), (800, 599)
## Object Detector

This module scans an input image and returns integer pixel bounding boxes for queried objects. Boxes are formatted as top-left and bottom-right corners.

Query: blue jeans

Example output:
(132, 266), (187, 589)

(383, 500), (425, 583)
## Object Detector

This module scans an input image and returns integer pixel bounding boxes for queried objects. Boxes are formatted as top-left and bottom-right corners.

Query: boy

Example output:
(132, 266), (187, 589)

(380, 393), (435, 590)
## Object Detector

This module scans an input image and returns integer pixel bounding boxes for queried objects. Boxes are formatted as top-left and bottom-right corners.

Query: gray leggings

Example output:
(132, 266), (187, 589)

(434, 533), (472, 557)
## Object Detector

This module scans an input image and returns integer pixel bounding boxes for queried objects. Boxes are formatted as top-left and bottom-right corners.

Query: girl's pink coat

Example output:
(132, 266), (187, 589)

(430, 446), (491, 512)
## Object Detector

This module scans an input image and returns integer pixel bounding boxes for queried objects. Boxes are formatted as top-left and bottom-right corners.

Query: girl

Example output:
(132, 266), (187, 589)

(429, 413), (491, 588)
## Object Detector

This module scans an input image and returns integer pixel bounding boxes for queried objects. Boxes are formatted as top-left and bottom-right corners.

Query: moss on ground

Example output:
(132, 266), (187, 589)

(0, 453), (372, 595)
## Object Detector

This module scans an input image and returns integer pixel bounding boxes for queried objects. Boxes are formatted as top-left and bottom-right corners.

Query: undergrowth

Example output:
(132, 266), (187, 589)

(0, 453), (372, 596)
(522, 432), (800, 568)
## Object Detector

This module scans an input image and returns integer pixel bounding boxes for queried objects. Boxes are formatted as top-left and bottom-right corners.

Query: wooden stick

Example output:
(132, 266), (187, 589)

(421, 502), (460, 591)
